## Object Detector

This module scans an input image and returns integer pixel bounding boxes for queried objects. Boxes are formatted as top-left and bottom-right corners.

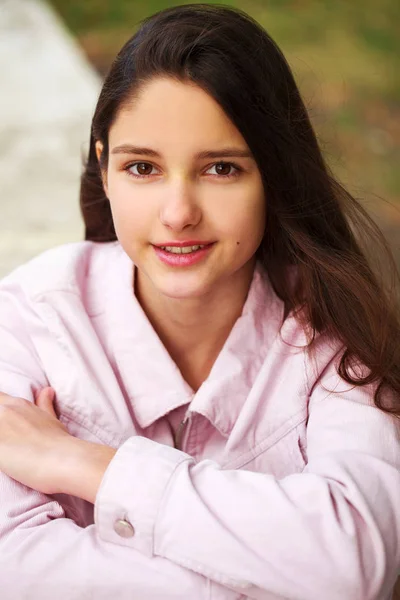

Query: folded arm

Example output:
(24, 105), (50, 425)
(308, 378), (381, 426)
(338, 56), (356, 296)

(0, 284), (240, 600)
(1, 282), (400, 600)
(94, 362), (400, 600)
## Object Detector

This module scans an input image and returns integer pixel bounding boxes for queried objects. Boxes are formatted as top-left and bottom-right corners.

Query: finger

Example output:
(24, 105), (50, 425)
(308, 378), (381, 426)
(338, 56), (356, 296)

(35, 387), (57, 418)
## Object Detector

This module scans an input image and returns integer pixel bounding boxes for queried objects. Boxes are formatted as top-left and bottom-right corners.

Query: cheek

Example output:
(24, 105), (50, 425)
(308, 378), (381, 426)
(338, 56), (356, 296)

(107, 179), (149, 237)
(217, 188), (265, 246)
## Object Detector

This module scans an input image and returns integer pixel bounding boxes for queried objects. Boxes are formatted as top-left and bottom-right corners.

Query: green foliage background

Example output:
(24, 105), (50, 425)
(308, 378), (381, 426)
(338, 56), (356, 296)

(48, 0), (400, 225)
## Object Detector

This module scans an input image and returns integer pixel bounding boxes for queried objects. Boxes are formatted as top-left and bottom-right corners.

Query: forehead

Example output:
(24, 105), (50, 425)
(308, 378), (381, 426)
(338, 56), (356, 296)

(109, 77), (245, 149)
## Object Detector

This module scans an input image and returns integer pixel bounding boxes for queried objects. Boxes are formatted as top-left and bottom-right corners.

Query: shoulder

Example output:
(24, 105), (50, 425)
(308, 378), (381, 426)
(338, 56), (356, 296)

(0, 241), (121, 301)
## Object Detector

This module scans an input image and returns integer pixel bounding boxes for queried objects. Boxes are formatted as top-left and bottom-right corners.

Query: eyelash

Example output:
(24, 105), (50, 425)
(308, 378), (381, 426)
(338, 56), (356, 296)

(123, 161), (242, 180)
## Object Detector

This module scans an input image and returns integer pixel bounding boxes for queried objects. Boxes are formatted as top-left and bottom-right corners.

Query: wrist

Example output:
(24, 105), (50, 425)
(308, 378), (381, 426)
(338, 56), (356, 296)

(57, 438), (117, 504)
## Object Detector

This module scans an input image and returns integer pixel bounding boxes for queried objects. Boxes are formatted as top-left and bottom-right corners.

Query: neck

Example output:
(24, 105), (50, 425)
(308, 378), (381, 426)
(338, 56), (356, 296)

(135, 263), (256, 391)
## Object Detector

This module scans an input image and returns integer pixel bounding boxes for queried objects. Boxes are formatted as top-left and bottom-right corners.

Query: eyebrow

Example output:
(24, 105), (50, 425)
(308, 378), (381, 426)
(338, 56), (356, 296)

(110, 144), (253, 160)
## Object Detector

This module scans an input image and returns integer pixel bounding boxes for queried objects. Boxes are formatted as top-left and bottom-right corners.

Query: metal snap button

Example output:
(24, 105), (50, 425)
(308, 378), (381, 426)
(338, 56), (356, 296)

(114, 519), (135, 538)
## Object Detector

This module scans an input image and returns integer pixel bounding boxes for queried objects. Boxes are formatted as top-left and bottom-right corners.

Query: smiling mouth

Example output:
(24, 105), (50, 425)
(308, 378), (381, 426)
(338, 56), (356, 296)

(152, 242), (215, 266)
(159, 245), (207, 254)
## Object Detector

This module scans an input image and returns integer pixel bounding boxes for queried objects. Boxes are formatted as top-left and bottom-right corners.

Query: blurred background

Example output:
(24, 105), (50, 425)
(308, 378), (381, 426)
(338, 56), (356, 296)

(1, 0), (399, 277)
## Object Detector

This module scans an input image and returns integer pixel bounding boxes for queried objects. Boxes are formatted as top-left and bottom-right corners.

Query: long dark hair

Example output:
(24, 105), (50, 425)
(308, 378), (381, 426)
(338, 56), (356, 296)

(80, 3), (400, 416)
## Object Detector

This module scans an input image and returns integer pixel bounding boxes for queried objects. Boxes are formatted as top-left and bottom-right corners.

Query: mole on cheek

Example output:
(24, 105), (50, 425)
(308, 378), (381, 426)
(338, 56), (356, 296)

(236, 241), (240, 245)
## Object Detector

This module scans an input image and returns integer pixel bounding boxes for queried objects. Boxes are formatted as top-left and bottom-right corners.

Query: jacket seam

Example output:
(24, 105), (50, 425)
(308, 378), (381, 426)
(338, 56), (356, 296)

(31, 287), (82, 303)
(60, 411), (125, 447)
(223, 408), (308, 470)
(33, 289), (105, 319)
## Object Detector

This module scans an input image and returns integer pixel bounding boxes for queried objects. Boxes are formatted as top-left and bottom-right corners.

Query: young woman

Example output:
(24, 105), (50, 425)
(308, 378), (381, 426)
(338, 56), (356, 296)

(0, 4), (399, 599)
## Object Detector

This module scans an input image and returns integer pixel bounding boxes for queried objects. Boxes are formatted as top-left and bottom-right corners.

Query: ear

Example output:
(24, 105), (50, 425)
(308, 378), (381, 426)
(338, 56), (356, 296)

(95, 141), (109, 195)
(95, 140), (103, 163)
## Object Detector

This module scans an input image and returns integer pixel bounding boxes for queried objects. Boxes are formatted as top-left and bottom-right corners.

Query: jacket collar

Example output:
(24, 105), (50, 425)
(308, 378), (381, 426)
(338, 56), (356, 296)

(103, 244), (284, 437)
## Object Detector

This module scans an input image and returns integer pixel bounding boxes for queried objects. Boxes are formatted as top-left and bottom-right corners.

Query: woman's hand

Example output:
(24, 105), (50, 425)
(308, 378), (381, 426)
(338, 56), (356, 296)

(0, 388), (117, 503)
(0, 388), (72, 494)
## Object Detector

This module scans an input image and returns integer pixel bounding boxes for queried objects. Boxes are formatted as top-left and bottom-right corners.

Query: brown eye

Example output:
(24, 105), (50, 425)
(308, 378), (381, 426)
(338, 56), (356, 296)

(215, 162), (232, 176)
(126, 162), (158, 178)
(135, 162), (153, 175)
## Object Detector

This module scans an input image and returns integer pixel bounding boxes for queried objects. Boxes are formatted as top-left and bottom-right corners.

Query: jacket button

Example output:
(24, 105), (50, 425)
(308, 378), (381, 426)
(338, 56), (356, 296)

(114, 519), (135, 538)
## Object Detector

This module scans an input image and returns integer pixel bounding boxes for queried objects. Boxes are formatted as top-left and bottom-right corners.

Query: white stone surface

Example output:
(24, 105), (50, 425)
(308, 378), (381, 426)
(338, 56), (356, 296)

(0, 0), (101, 277)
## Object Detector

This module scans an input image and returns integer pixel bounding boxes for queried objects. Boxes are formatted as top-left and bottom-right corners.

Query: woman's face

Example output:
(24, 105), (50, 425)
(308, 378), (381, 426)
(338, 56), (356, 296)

(97, 77), (265, 300)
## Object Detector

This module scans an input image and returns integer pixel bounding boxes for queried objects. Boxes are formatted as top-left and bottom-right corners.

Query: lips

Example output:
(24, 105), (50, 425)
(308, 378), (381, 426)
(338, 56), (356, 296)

(152, 242), (215, 267)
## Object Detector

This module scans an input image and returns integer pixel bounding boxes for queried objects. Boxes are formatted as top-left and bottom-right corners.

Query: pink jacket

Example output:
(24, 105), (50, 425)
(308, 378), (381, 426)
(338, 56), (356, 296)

(0, 241), (399, 600)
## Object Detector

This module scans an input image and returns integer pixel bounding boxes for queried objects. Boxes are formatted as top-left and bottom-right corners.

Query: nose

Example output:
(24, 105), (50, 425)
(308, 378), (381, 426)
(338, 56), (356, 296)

(159, 180), (202, 232)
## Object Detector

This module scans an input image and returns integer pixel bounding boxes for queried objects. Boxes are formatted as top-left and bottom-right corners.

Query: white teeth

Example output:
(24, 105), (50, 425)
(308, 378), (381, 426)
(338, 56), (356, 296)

(160, 245), (205, 254)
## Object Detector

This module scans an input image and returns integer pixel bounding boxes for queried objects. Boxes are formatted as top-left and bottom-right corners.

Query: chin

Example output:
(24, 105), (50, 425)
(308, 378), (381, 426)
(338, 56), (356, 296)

(155, 272), (212, 300)
(159, 283), (209, 301)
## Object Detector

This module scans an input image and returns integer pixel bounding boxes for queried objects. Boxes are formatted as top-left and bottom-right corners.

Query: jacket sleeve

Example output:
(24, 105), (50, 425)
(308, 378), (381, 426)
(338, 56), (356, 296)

(95, 353), (400, 600)
(0, 284), (241, 600)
